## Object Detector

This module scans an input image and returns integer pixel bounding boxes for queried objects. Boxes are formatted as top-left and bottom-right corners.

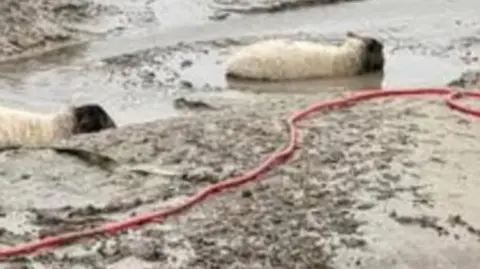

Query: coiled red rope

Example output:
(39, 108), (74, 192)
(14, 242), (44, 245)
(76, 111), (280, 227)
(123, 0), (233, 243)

(0, 87), (479, 259)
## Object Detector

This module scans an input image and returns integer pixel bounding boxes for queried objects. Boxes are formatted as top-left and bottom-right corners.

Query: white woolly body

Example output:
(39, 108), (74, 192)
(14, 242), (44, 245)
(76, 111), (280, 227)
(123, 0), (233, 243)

(225, 38), (366, 80)
(0, 105), (76, 148)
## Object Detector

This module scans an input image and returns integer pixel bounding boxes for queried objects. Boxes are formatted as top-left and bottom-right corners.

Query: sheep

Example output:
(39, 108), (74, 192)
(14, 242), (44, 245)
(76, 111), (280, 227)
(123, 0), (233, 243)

(225, 31), (385, 81)
(0, 103), (116, 148)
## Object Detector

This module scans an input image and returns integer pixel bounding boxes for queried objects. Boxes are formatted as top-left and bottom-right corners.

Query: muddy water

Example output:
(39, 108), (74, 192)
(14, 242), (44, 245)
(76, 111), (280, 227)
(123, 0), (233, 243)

(0, 0), (477, 125)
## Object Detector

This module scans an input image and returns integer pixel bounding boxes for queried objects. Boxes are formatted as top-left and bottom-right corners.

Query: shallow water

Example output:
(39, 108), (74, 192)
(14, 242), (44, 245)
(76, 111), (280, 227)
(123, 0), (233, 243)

(0, 0), (477, 125)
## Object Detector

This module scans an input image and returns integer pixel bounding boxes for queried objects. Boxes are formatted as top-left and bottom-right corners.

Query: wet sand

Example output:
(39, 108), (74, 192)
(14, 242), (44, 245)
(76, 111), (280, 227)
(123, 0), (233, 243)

(0, 0), (480, 268)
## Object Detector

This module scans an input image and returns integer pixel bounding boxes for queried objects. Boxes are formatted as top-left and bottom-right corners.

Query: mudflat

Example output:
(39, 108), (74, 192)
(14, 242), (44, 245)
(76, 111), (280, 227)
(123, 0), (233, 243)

(0, 0), (480, 268)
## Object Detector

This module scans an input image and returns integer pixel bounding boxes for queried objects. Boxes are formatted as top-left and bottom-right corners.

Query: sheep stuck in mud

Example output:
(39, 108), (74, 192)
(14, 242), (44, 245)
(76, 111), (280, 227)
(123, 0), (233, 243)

(225, 31), (385, 81)
(0, 103), (116, 148)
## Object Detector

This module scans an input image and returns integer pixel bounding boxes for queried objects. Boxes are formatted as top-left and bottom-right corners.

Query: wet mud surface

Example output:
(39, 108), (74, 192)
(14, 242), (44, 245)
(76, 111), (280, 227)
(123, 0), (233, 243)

(2, 94), (480, 268)
(1, 0), (480, 268)
(0, 0), (359, 62)
(0, 0), (85, 61)
(213, 0), (361, 14)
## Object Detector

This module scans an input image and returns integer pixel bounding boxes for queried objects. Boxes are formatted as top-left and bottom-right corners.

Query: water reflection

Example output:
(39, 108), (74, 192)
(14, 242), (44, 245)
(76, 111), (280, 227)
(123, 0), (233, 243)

(226, 71), (385, 94)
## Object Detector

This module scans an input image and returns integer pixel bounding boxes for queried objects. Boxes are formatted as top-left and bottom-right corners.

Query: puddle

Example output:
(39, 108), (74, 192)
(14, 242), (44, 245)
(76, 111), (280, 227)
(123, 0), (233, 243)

(0, 0), (477, 127)
(0, 44), (468, 127)
(383, 52), (466, 87)
(181, 50), (228, 89)
(225, 73), (385, 94)
(177, 48), (386, 93)
(176, 48), (466, 93)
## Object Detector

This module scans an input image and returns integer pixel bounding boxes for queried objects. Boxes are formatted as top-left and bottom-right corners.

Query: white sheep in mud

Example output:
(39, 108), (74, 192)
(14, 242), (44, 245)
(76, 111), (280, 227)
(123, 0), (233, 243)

(0, 103), (117, 148)
(225, 31), (385, 81)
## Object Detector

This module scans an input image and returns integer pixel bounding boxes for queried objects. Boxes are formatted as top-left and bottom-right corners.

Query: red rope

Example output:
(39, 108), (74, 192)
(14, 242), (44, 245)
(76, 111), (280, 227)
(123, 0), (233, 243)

(0, 87), (479, 258)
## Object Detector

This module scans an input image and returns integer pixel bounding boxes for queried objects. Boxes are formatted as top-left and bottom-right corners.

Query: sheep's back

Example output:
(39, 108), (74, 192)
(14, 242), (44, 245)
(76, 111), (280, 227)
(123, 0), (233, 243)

(226, 39), (342, 80)
(0, 107), (67, 148)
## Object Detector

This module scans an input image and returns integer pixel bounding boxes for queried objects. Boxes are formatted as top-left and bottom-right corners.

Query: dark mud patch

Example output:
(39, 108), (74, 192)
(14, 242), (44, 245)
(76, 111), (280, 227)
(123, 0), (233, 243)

(389, 211), (450, 236)
(448, 34), (480, 65)
(173, 97), (218, 110)
(0, 146), (119, 172)
(448, 70), (480, 89)
(448, 215), (480, 240)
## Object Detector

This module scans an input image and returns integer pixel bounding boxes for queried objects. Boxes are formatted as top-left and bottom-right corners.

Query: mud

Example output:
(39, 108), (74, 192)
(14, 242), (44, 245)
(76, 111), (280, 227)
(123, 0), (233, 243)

(215, 0), (361, 14)
(0, 0), (80, 61)
(0, 0), (113, 62)
(448, 70), (480, 89)
(1, 0), (480, 268)
(1, 93), (480, 268)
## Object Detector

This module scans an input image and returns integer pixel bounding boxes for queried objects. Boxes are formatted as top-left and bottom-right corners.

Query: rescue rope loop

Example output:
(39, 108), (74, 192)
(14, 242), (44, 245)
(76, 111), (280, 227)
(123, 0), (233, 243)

(446, 90), (480, 117)
(0, 87), (479, 259)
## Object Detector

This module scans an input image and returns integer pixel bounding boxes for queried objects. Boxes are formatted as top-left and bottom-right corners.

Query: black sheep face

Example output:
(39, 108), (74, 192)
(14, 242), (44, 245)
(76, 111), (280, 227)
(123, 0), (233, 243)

(363, 37), (384, 72)
(72, 104), (117, 134)
(346, 31), (385, 73)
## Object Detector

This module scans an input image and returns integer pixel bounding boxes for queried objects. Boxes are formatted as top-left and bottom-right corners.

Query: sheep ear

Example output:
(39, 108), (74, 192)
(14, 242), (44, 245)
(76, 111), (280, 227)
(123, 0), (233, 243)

(346, 31), (364, 40)
(346, 31), (356, 38)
